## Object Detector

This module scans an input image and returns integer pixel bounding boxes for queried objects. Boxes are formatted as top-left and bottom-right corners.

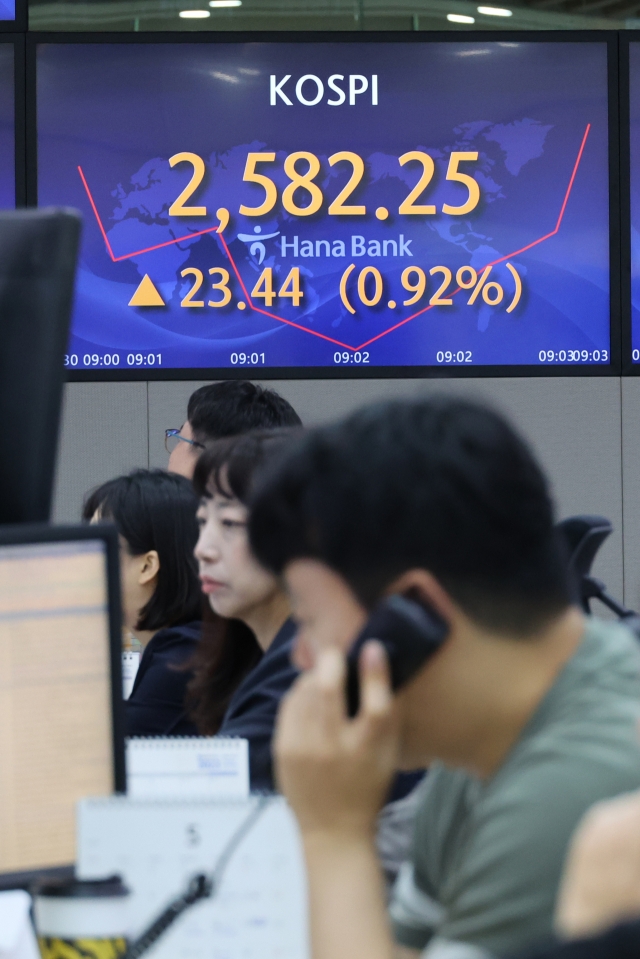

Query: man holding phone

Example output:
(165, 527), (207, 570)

(248, 397), (640, 959)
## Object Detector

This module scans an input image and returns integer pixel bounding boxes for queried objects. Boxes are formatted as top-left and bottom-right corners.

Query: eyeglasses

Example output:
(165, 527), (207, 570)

(164, 428), (206, 454)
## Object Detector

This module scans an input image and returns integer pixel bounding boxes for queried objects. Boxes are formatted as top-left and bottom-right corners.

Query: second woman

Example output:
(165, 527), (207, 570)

(189, 431), (297, 791)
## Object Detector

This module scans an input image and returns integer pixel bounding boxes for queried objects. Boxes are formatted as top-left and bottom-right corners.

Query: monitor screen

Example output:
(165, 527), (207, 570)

(0, 534), (118, 873)
(0, 0), (15, 21)
(36, 39), (612, 376)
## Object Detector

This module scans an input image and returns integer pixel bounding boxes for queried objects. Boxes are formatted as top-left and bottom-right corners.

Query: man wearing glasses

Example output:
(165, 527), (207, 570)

(165, 381), (302, 478)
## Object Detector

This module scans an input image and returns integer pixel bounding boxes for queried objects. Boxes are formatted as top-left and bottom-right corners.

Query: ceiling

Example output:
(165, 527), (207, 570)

(28, 0), (633, 35)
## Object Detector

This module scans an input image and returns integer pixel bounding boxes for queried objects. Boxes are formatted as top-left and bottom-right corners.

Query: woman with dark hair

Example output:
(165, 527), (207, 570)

(188, 431), (297, 791)
(83, 468), (202, 737)
(190, 431), (423, 813)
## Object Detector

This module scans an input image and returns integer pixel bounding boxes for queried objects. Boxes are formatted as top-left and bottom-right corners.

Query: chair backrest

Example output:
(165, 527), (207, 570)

(556, 515), (612, 582)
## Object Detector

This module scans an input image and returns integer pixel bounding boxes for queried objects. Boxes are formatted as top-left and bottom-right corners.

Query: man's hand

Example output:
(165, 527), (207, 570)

(556, 790), (640, 938)
(274, 640), (400, 959)
(275, 639), (399, 838)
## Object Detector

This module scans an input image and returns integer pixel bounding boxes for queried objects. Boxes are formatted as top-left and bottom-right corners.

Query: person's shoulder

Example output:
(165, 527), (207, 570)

(480, 726), (640, 850)
(412, 764), (479, 848)
(222, 619), (298, 724)
(266, 618), (297, 655)
(242, 619), (297, 682)
(151, 621), (201, 644)
(416, 748), (640, 955)
(503, 617), (640, 775)
(144, 621), (201, 660)
(573, 618), (640, 697)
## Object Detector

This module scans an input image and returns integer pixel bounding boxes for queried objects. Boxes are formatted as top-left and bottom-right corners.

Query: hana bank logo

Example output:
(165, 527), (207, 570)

(237, 225), (281, 264)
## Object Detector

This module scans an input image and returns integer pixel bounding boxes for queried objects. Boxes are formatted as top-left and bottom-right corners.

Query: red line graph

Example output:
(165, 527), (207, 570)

(353, 122), (591, 352)
(78, 122), (590, 353)
(77, 166), (222, 262)
(216, 231), (357, 350)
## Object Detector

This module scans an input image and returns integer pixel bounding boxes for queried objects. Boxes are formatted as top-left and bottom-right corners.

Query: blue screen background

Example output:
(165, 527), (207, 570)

(37, 41), (611, 373)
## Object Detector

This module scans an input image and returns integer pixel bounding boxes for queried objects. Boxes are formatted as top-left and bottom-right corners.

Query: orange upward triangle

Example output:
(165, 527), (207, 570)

(129, 274), (165, 307)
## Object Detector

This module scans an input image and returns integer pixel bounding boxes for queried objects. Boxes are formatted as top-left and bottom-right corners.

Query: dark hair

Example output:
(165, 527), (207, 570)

(188, 429), (298, 732)
(187, 613), (262, 734)
(249, 397), (573, 637)
(187, 381), (302, 445)
(193, 429), (298, 503)
(83, 469), (202, 632)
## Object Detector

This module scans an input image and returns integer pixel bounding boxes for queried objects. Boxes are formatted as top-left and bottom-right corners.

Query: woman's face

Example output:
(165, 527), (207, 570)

(195, 493), (281, 622)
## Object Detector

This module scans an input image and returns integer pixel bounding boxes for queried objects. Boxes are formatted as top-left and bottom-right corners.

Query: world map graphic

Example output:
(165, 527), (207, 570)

(100, 117), (554, 342)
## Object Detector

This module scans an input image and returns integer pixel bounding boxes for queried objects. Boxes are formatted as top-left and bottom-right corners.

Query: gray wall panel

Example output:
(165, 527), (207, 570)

(463, 378), (623, 607)
(52, 382), (149, 523)
(60, 376), (624, 607)
(295, 377), (622, 603)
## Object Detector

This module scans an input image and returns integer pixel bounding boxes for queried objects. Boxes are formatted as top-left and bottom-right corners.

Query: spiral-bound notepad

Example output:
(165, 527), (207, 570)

(126, 737), (249, 800)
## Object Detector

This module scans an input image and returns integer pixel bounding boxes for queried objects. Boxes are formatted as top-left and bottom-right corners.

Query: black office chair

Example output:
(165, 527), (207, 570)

(556, 515), (640, 639)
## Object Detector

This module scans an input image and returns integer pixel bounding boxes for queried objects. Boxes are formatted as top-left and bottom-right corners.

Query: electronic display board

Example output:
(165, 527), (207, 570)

(35, 38), (613, 378)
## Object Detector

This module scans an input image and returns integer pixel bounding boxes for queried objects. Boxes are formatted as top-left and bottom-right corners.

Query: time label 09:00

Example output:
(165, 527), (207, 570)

(64, 353), (163, 367)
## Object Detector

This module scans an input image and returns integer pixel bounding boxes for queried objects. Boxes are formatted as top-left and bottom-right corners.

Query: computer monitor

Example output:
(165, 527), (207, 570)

(0, 208), (81, 525)
(0, 523), (124, 878)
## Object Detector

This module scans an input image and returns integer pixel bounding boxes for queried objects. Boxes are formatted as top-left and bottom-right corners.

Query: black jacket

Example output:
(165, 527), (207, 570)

(125, 621), (201, 737)
(217, 618), (297, 791)
(216, 618), (424, 799)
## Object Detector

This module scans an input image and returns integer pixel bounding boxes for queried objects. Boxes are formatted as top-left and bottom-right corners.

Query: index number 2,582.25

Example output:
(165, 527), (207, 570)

(167, 150), (481, 220)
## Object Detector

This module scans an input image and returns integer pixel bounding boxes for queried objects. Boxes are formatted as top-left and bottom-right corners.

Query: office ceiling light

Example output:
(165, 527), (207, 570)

(477, 5), (512, 13)
(447, 13), (475, 21)
(209, 1), (242, 6)
(179, 8), (210, 14)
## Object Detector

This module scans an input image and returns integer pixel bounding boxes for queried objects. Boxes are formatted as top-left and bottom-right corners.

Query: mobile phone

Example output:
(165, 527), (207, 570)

(345, 594), (449, 717)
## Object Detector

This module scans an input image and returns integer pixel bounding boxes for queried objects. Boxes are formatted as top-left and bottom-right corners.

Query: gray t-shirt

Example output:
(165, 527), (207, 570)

(389, 618), (640, 959)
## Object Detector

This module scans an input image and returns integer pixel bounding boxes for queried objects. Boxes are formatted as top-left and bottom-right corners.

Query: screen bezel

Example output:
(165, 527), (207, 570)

(619, 34), (640, 375)
(0, 34), (26, 208)
(27, 31), (621, 381)
(0, 0), (27, 35)
(14, 34), (24, 206)
(0, 521), (126, 806)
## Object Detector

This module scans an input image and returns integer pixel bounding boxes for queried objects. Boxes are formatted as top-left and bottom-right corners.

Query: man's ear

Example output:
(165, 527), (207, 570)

(139, 550), (160, 587)
(385, 569), (457, 625)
